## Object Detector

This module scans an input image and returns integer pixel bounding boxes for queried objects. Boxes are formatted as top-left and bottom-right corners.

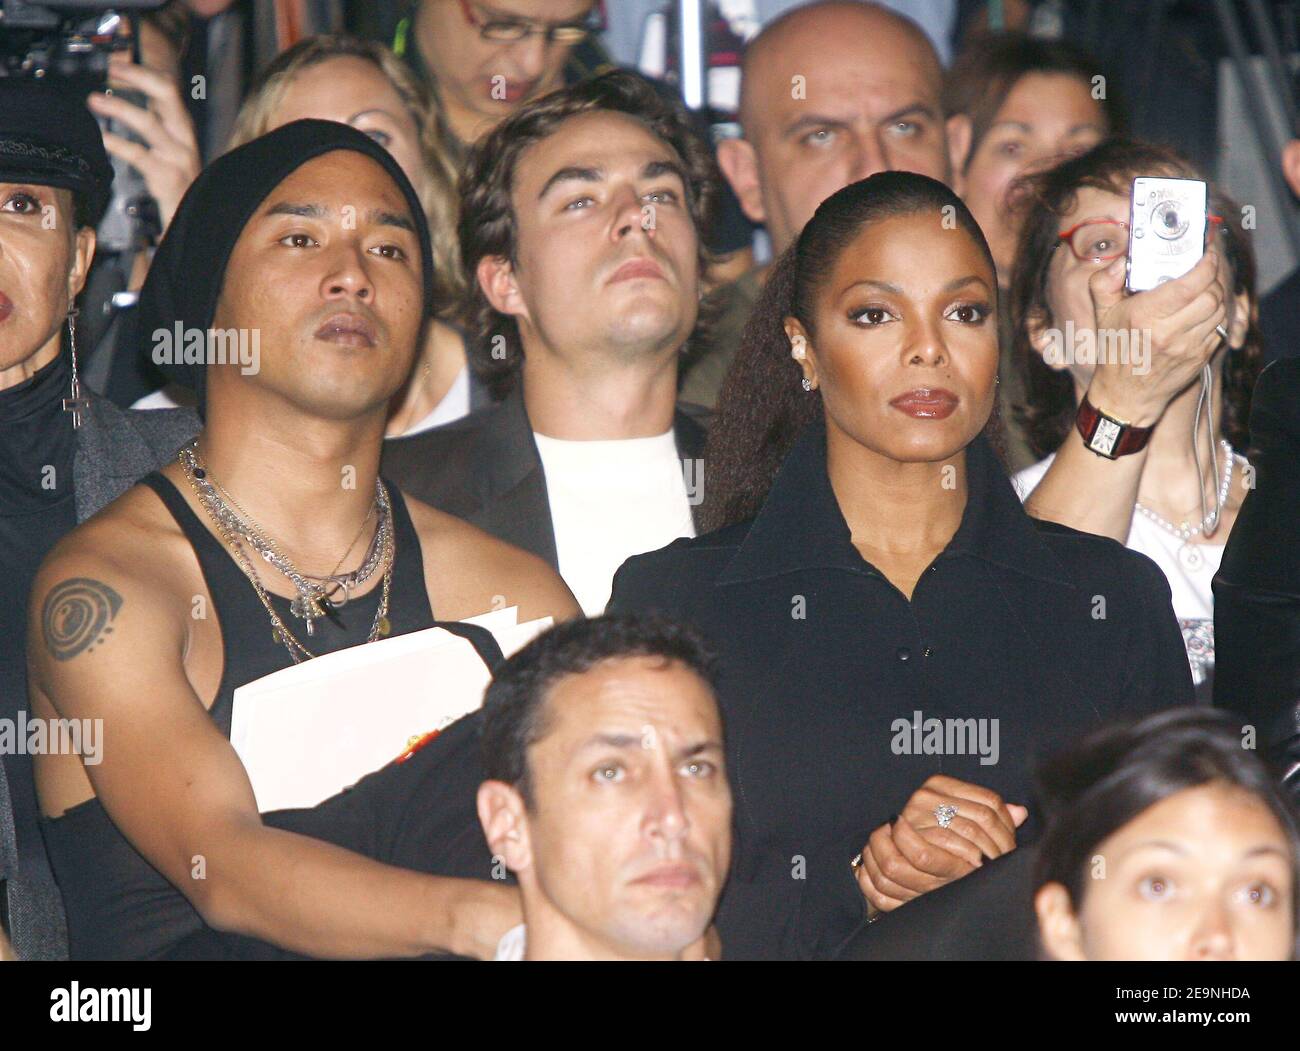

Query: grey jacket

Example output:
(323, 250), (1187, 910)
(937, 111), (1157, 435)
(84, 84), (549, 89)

(73, 394), (200, 522)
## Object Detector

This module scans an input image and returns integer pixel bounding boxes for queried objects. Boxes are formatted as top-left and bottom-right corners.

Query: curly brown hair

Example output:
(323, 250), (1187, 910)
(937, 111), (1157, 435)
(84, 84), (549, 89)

(458, 70), (718, 400)
(1007, 138), (1263, 459)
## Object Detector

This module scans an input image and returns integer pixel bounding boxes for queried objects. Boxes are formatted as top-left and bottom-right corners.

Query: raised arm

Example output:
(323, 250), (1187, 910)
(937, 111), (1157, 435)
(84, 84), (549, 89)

(1023, 250), (1229, 540)
(28, 554), (517, 960)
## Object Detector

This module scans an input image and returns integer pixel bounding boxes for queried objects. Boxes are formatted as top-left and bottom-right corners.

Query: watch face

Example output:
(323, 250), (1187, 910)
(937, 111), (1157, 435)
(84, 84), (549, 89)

(1090, 416), (1122, 456)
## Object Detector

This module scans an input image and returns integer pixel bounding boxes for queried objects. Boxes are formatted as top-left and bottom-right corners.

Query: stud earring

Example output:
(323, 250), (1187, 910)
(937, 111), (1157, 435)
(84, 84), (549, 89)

(801, 377), (813, 392)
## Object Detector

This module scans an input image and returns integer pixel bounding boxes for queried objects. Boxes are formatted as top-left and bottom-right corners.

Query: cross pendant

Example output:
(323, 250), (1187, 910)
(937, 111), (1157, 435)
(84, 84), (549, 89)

(63, 379), (90, 430)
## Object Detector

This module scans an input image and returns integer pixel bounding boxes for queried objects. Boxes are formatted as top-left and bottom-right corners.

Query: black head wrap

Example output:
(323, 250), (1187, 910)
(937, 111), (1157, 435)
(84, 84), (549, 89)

(0, 79), (114, 226)
(136, 119), (435, 400)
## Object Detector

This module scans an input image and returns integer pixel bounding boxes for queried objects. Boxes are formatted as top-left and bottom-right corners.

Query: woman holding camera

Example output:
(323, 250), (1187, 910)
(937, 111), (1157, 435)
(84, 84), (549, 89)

(1009, 139), (1264, 699)
(610, 171), (1194, 960)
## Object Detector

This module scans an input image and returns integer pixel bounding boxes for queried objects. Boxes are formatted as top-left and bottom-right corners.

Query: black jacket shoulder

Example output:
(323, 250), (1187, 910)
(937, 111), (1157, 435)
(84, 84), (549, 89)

(609, 519), (751, 614)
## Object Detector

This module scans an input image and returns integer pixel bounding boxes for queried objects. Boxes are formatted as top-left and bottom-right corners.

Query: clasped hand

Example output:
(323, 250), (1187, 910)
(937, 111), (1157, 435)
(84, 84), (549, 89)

(854, 774), (1029, 913)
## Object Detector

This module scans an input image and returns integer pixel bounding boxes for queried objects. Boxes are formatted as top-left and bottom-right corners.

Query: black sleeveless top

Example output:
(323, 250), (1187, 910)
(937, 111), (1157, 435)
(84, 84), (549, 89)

(42, 473), (503, 960)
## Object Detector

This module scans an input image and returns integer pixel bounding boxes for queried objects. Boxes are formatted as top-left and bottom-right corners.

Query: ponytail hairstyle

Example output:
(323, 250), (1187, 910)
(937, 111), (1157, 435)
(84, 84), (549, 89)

(702, 170), (998, 532)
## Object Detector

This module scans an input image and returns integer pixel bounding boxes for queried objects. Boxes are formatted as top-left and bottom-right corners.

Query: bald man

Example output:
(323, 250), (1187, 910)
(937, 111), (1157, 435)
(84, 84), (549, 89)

(679, 1), (970, 408)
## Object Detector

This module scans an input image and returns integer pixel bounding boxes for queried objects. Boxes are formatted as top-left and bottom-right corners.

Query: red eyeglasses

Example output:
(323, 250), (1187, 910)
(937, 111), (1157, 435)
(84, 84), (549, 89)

(1057, 214), (1224, 263)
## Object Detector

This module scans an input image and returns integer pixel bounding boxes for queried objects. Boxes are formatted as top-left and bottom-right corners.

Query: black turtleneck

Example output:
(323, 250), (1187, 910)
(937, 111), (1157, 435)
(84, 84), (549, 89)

(1, 350), (78, 723)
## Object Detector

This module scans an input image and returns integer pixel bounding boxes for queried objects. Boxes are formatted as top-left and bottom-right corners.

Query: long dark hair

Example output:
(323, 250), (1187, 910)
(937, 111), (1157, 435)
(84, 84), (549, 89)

(701, 171), (997, 533)
(1035, 708), (1300, 946)
(1008, 138), (1263, 459)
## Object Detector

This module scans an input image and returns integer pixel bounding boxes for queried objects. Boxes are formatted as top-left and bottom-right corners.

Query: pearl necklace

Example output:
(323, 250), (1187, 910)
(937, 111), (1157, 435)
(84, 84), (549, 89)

(1134, 440), (1235, 570)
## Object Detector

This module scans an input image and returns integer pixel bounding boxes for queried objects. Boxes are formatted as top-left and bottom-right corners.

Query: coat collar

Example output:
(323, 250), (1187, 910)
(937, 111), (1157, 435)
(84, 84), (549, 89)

(717, 416), (1076, 590)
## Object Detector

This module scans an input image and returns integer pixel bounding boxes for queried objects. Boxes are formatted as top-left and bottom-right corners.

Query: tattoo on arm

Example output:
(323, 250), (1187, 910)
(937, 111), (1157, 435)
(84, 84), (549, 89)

(42, 577), (123, 661)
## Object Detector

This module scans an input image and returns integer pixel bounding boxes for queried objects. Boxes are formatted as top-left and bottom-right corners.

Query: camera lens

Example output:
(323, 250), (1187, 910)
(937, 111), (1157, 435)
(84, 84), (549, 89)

(1151, 200), (1189, 241)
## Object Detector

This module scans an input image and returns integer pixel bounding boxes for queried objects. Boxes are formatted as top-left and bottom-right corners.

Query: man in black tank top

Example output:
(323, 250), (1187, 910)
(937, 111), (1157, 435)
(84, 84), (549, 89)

(26, 121), (578, 960)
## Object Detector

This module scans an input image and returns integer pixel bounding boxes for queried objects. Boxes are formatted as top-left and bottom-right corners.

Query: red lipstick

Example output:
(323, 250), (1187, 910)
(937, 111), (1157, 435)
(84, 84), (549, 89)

(0, 291), (13, 325)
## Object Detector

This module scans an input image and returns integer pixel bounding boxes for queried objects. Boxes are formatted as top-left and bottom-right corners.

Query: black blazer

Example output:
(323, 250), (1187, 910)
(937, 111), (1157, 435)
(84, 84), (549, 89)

(380, 386), (710, 570)
(609, 418), (1194, 960)
(1214, 358), (1300, 796)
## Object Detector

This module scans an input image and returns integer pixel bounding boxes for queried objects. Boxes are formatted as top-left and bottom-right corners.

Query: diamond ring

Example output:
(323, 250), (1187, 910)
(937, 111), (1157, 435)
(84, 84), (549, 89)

(934, 803), (959, 829)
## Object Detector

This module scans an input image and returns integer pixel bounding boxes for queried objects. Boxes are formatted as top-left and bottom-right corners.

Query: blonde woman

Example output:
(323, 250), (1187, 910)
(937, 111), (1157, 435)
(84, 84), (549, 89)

(137, 35), (487, 434)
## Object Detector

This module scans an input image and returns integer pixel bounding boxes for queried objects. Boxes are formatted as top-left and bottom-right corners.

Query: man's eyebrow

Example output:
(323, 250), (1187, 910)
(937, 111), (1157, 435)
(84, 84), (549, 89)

(782, 114), (852, 139)
(262, 201), (414, 233)
(878, 103), (940, 127)
(264, 201), (328, 219)
(643, 159), (687, 185)
(538, 165), (603, 201)
(675, 739), (724, 760)
(575, 732), (642, 753)
(479, 0), (591, 27)
(369, 208), (416, 233)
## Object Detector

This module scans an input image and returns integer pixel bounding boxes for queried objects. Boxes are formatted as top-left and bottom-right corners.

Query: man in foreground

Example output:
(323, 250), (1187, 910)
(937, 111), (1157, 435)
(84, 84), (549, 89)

(477, 615), (732, 960)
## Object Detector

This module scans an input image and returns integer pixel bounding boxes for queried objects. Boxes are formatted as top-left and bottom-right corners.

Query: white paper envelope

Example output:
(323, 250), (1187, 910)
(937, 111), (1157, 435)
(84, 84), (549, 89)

(230, 612), (553, 812)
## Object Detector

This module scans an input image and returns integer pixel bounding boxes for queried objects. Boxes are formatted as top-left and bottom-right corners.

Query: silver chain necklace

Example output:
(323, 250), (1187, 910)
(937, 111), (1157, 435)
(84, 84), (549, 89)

(179, 442), (392, 635)
(207, 471), (387, 607)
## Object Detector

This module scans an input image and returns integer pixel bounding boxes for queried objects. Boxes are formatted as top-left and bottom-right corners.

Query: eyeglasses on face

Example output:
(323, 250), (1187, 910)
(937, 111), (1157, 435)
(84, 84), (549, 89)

(457, 0), (605, 45)
(1056, 214), (1225, 263)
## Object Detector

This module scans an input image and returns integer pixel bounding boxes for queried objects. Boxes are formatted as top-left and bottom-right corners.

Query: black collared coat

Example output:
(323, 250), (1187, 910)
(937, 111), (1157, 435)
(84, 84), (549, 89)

(609, 418), (1195, 959)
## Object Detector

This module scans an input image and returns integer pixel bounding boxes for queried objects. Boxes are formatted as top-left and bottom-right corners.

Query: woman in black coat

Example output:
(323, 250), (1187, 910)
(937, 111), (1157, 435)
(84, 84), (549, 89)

(608, 172), (1195, 960)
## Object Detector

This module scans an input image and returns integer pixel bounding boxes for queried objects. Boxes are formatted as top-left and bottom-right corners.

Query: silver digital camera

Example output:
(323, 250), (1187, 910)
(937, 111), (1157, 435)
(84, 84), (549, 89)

(1125, 176), (1210, 293)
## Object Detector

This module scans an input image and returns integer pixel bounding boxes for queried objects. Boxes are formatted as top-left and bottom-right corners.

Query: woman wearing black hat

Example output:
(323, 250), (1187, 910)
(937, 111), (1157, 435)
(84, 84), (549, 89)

(0, 79), (199, 959)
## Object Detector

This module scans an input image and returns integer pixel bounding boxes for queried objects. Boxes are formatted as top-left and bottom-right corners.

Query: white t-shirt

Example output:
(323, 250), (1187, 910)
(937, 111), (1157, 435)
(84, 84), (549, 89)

(130, 366), (473, 437)
(1013, 455), (1234, 686)
(533, 429), (696, 616)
